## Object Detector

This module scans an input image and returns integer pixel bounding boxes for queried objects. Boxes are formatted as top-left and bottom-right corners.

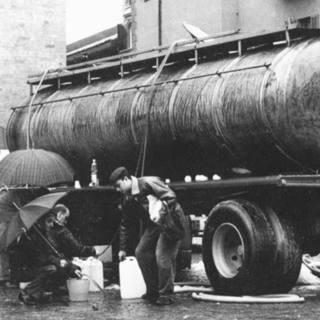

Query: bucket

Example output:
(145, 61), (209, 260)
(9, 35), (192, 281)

(72, 257), (104, 292)
(67, 278), (90, 302)
(119, 256), (146, 299)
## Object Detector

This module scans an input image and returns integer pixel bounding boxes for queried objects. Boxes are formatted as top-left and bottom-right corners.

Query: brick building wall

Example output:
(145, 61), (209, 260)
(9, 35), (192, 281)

(132, 0), (320, 51)
(0, 0), (66, 129)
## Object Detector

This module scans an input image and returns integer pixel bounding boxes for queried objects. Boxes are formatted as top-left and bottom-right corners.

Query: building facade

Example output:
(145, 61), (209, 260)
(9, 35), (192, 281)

(126, 0), (319, 52)
(0, 0), (66, 128)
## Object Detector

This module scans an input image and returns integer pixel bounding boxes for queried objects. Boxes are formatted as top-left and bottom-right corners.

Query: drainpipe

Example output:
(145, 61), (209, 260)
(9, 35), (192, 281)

(158, 0), (162, 46)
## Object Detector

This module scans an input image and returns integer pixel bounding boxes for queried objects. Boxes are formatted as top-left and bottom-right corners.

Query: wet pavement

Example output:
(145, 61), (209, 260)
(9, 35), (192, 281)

(2, 251), (320, 320)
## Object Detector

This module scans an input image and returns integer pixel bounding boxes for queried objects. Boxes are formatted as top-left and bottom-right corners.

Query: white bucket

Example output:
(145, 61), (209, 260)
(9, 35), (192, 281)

(119, 256), (146, 299)
(72, 257), (104, 292)
(67, 278), (90, 302)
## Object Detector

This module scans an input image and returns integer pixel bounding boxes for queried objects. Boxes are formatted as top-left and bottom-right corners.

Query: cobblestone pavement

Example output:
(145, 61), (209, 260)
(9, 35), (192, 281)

(1, 252), (320, 320)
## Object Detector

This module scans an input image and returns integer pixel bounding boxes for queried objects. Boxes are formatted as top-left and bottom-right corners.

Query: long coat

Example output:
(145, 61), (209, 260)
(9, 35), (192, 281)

(119, 176), (186, 251)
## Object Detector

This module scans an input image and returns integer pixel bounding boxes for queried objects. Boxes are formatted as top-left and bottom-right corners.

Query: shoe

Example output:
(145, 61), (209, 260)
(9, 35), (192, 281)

(18, 291), (36, 306)
(52, 286), (68, 297)
(155, 296), (174, 306)
(141, 293), (158, 302)
(39, 292), (53, 304)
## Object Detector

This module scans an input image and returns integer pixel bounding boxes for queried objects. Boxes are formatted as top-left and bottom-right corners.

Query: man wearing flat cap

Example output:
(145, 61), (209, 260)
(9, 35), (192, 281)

(109, 167), (186, 306)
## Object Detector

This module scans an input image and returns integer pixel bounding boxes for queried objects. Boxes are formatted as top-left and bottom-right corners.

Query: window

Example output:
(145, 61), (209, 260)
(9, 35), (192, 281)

(298, 15), (319, 29)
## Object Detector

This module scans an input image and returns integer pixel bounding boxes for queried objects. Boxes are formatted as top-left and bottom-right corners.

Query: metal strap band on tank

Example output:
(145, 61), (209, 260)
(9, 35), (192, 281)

(211, 55), (254, 163)
(130, 73), (157, 145)
(276, 39), (316, 172)
(210, 56), (242, 154)
(259, 47), (291, 134)
(29, 87), (58, 148)
(27, 68), (52, 149)
(259, 40), (314, 172)
(29, 103), (44, 148)
(96, 78), (124, 144)
(168, 64), (199, 139)
(63, 84), (97, 151)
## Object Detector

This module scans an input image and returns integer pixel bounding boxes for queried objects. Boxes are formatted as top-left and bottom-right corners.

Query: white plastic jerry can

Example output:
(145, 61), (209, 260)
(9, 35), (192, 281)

(88, 257), (104, 292)
(72, 257), (104, 292)
(119, 256), (146, 299)
(72, 257), (91, 280)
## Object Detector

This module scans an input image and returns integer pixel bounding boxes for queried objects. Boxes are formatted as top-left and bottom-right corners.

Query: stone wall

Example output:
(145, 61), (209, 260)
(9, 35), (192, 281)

(0, 0), (66, 128)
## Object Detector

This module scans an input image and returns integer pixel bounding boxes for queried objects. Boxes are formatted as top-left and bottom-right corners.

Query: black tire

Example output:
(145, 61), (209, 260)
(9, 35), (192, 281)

(262, 205), (302, 293)
(202, 199), (276, 295)
(177, 214), (192, 270)
(179, 214), (192, 250)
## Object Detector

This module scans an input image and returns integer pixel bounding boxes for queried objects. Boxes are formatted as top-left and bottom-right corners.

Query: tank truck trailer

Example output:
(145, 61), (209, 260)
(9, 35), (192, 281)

(8, 27), (320, 295)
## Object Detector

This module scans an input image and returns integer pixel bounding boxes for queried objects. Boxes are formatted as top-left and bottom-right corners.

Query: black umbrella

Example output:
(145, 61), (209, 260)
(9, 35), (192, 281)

(0, 149), (75, 187)
(0, 192), (67, 252)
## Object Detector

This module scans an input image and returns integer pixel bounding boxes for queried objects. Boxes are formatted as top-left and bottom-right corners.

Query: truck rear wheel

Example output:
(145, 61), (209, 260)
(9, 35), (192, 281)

(202, 199), (302, 295)
(202, 199), (277, 295)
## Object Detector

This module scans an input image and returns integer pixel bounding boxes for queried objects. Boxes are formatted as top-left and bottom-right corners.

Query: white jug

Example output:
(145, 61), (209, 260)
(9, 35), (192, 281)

(72, 258), (91, 281)
(119, 256), (146, 299)
(88, 257), (104, 292)
(72, 257), (104, 292)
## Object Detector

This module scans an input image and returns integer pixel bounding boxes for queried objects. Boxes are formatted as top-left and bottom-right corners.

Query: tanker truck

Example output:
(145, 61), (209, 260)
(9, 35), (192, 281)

(7, 27), (320, 295)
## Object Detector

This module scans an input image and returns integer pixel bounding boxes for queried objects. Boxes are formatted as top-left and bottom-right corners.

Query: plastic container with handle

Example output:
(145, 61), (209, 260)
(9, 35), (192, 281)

(119, 256), (146, 299)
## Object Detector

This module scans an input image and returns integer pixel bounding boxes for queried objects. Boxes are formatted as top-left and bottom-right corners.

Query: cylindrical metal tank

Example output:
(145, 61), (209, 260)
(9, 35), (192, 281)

(7, 38), (320, 183)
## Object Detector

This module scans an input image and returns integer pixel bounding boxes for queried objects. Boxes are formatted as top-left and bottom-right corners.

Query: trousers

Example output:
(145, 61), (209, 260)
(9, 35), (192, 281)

(23, 265), (69, 301)
(135, 224), (181, 297)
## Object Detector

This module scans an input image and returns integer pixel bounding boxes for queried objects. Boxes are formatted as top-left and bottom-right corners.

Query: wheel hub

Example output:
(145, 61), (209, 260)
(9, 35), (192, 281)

(212, 223), (244, 278)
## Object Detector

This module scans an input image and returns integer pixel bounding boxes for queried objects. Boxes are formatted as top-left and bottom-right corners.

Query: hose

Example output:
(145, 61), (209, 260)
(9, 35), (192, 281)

(174, 281), (211, 287)
(94, 224), (121, 258)
(192, 292), (305, 304)
(136, 38), (188, 177)
(27, 68), (52, 149)
(81, 273), (107, 298)
(174, 285), (213, 294)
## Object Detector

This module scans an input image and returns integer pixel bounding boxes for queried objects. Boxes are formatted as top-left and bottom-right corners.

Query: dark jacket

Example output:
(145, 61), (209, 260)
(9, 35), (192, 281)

(119, 176), (186, 250)
(28, 223), (95, 269)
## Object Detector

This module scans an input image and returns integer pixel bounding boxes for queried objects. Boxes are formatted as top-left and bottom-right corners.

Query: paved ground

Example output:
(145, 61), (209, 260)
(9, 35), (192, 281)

(1, 248), (320, 320)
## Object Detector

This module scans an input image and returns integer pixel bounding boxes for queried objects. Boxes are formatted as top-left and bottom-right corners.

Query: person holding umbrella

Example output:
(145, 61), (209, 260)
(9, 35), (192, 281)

(18, 206), (97, 306)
